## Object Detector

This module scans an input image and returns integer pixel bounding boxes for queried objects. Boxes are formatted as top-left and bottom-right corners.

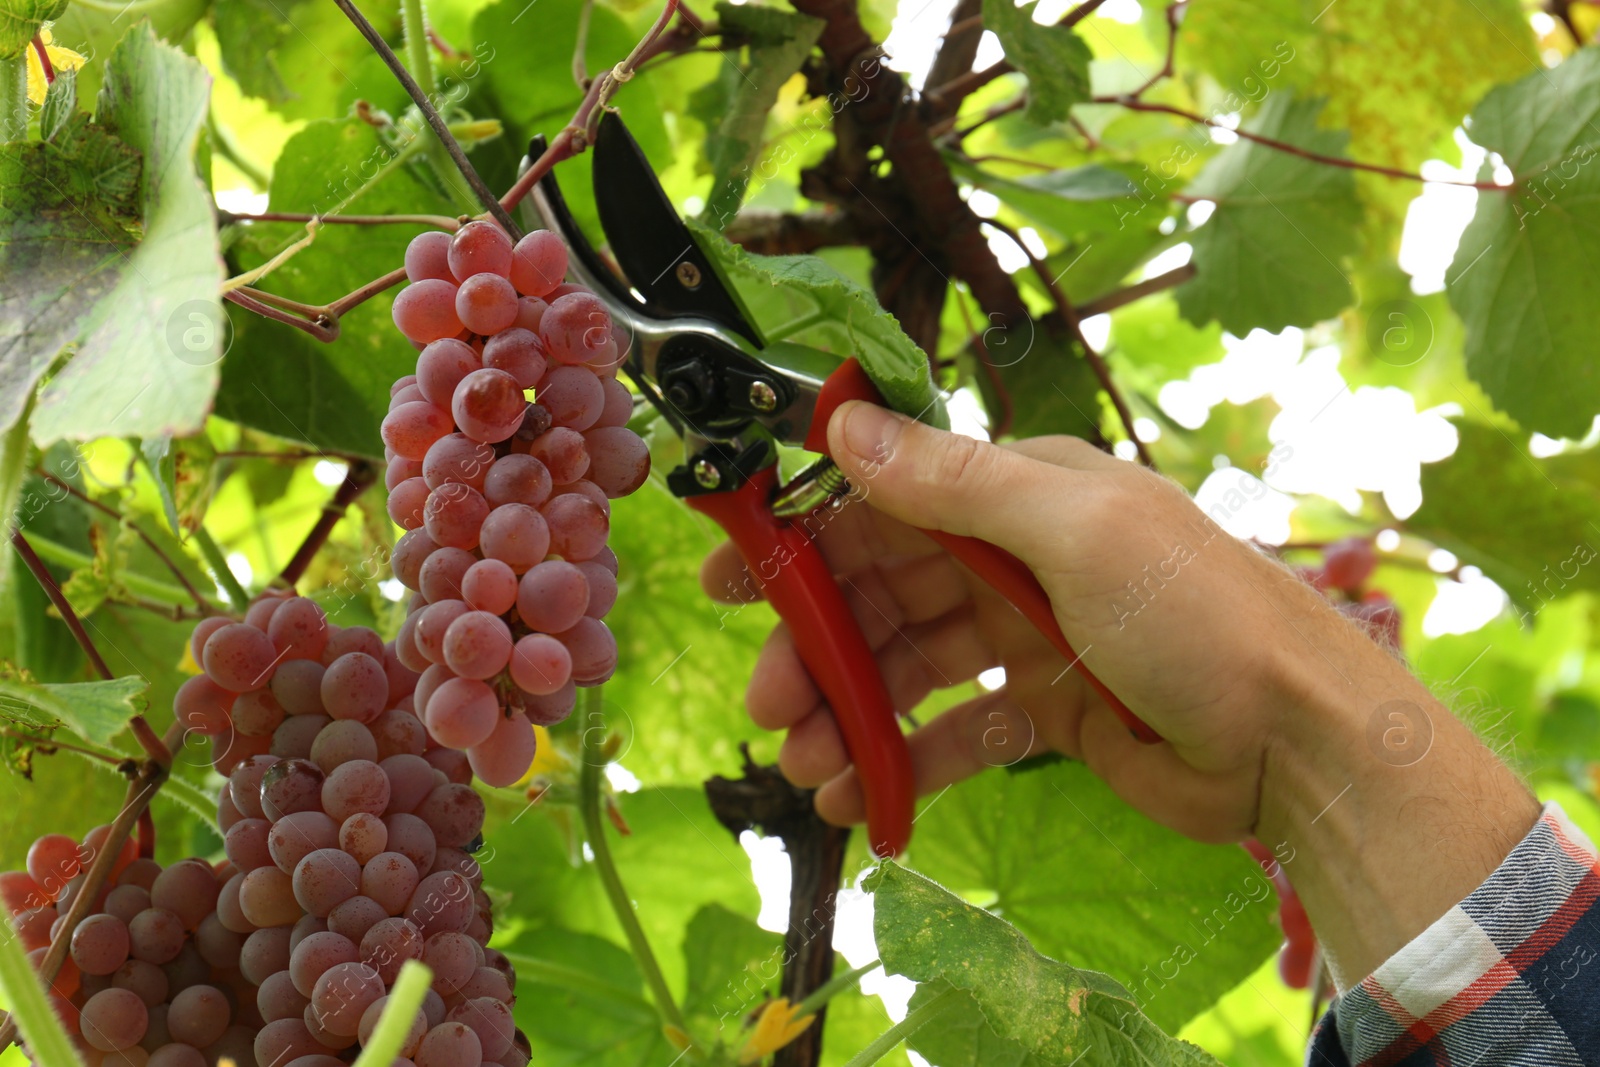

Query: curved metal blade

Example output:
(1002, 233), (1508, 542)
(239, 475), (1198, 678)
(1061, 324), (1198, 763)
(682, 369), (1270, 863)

(593, 111), (762, 345)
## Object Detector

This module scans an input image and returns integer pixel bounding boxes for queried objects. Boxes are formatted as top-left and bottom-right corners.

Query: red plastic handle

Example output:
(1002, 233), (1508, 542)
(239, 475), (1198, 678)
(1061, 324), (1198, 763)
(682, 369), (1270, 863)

(810, 360), (1162, 744)
(689, 469), (916, 857)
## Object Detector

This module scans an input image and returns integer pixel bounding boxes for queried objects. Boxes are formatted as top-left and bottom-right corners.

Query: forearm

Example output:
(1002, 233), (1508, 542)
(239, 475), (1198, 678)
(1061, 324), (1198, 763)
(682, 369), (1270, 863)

(1255, 590), (1540, 989)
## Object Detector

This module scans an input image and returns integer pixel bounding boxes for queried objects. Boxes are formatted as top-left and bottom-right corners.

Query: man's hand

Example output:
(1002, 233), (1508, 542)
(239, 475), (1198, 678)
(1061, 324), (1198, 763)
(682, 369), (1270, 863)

(702, 400), (1540, 989)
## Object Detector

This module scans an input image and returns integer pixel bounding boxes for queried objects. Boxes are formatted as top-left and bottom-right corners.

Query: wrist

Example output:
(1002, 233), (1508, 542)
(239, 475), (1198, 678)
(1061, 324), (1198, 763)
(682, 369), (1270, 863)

(1254, 602), (1539, 989)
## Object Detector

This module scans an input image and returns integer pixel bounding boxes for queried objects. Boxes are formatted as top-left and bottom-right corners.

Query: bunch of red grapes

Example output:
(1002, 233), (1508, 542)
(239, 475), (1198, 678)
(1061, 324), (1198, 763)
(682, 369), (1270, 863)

(382, 221), (650, 772)
(1295, 537), (1399, 650)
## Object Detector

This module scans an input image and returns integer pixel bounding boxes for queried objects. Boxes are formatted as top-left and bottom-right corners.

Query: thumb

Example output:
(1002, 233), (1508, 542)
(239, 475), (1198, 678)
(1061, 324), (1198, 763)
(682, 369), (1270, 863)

(826, 400), (1069, 555)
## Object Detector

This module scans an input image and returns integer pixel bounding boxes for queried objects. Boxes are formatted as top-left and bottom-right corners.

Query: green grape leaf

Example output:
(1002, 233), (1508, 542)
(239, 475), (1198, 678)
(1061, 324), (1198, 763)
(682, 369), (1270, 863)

(1176, 94), (1361, 334)
(13, 23), (225, 447)
(906, 759), (1279, 1032)
(1445, 49), (1600, 438)
(212, 0), (293, 103)
(975, 329), (1103, 441)
(1109, 293), (1224, 380)
(681, 902), (783, 1039)
(688, 220), (946, 426)
(0, 0), (65, 59)
(696, 3), (824, 228)
(215, 118), (458, 455)
(141, 435), (217, 537)
(46, 0), (210, 110)
(867, 862), (1224, 1065)
(0, 675), (147, 745)
(981, 0), (1091, 126)
(950, 160), (1150, 240)
(1407, 422), (1600, 610)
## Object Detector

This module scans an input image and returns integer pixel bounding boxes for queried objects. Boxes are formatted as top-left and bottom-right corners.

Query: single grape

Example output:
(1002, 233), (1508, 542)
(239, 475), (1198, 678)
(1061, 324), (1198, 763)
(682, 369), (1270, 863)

(268, 811), (340, 875)
(238, 867), (301, 929)
(381, 401), (454, 461)
(405, 231), (454, 283)
(289, 930), (359, 997)
(415, 338), (481, 407)
(372, 709), (429, 761)
(232, 688), (286, 738)
(271, 658), (327, 716)
(215, 873), (253, 935)
(274, 713), (331, 761)
(540, 291), (612, 366)
(324, 626), (386, 664)
(11, 905), (57, 951)
(509, 229), (568, 297)
(327, 894), (388, 944)
(323, 760), (393, 822)
(416, 785), (486, 851)
(543, 494), (609, 561)
(550, 478), (611, 516)
(460, 559), (518, 615)
(575, 560), (617, 618)
(478, 503), (550, 574)
(395, 615), (431, 675)
(292, 848), (363, 918)
(452, 368), (526, 444)
(339, 813), (389, 866)
(172, 675), (233, 737)
(361, 917), (425, 984)
(583, 426), (651, 497)
(162, 939), (209, 996)
(525, 426), (589, 485)
(441, 611), (514, 681)
(245, 594), (289, 630)
(421, 931), (479, 996)
(387, 455), (425, 492)
(509, 635), (572, 697)
(195, 912), (244, 970)
(448, 221), (513, 281)
(412, 664), (453, 722)
(393, 529), (439, 592)
(203, 623), (279, 694)
(112, 958), (168, 1008)
(71, 913), (131, 975)
(1323, 537), (1377, 592)
(416, 600), (472, 666)
(254, 1017), (325, 1067)
(536, 365), (604, 431)
(513, 295), (548, 333)
(321, 652), (388, 724)
(104, 884), (150, 925)
(259, 968), (311, 1023)
(127, 908), (185, 965)
(261, 759), (328, 821)
(382, 814), (438, 874)
(594, 376), (634, 429)
(227, 754), (279, 821)
(517, 561), (589, 633)
(390, 382), (426, 409)
(311, 960), (385, 1037)
(524, 680), (577, 726)
(415, 1019), (482, 1067)
(482, 327), (547, 388)
(81, 987), (148, 1051)
(268, 597), (331, 661)
(447, 997), (516, 1061)
(385, 643), (420, 704)
(360, 851), (422, 918)
(187, 616), (231, 667)
(419, 547), (476, 603)
(422, 433), (496, 492)
(382, 754), (438, 815)
(392, 280), (464, 344)
(424, 678), (499, 749)
(482, 454), (552, 509)
(309, 719), (377, 772)
(388, 476), (431, 529)
(167, 984), (230, 1048)
(223, 819), (272, 873)
(456, 273), (520, 335)
(467, 713), (537, 788)
(424, 482), (491, 550)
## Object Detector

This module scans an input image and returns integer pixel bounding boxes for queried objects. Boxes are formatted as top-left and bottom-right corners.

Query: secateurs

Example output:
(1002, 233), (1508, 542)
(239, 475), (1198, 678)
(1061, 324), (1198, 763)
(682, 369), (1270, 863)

(517, 112), (1159, 858)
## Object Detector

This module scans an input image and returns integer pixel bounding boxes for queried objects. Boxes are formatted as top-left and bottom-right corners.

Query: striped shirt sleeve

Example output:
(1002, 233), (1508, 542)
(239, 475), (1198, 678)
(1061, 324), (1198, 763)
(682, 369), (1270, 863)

(1308, 802), (1600, 1066)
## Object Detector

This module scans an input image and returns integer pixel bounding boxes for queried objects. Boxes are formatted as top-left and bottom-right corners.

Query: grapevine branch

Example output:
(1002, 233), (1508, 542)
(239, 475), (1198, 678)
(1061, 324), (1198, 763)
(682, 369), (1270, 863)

(10, 532), (113, 681)
(982, 215), (1154, 467)
(1076, 263), (1197, 318)
(333, 0), (521, 236)
(274, 459), (379, 589)
(218, 211), (463, 230)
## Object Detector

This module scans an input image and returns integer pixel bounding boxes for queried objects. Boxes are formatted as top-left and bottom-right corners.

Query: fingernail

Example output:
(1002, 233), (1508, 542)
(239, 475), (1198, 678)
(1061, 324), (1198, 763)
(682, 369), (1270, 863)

(838, 401), (905, 463)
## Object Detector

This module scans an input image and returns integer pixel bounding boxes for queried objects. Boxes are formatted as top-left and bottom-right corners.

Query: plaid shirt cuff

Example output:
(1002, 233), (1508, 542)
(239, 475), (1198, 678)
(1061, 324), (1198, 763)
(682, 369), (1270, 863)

(1308, 801), (1600, 1066)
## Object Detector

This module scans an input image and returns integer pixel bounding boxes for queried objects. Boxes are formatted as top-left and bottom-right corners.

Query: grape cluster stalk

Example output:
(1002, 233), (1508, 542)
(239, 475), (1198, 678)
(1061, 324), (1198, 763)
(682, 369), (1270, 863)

(0, 219), (651, 1066)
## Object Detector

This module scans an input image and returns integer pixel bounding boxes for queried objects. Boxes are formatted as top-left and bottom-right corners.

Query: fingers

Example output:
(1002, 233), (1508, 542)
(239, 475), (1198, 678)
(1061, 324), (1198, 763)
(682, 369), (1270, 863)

(811, 690), (1048, 826)
(826, 401), (1087, 558)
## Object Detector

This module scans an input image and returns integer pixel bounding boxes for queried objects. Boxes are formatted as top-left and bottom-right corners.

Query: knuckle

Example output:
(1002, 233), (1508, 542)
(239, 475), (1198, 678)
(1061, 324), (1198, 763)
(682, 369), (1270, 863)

(928, 432), (987, 490)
